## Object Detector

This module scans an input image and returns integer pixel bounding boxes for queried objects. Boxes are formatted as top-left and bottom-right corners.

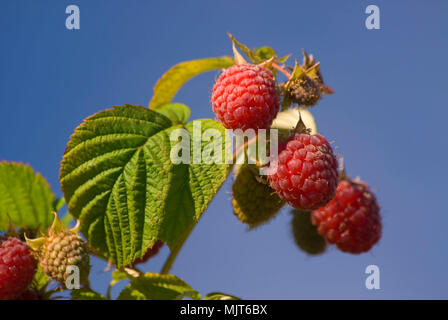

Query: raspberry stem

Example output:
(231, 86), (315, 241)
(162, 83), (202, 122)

(272, 63), (292, 78)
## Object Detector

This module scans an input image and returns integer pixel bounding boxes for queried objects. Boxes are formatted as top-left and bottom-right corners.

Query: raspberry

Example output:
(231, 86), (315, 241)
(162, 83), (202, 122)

(301, 49), (333, 95)
(287, 76), (321, 107)
(290, 210), (326, 255)
(268, 133), (338, 210)
(211, 64), (280, 130)
(27, 214), (90, 288)
(0, 237), (37, 300)
(311, 179), (382, 254)
(40, 231), (90, 287)
(232, 165), (285, 229)
(133, 240), (164, 265)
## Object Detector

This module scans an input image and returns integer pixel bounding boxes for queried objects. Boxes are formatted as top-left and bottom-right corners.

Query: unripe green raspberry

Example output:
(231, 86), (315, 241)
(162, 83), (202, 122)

(287, 76), (321, 107)
(232, 165), (285, 229)
(27, 213), (90, 288)
(291, 210), (327, 255)
(40, 231), (90, 286)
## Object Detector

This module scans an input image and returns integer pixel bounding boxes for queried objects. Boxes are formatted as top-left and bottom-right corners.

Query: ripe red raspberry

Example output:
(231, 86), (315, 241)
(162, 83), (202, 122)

(311, 179), (382, 254)
(268, 133), (338, 210)
(133, 240), (164, 265)
(211, 64), (280, 130)
(0, 237), (37, 300)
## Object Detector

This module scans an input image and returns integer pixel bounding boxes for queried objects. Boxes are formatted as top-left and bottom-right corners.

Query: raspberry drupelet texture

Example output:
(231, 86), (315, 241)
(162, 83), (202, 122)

(211, 64), (280, 130)
(287, 76), (322, 107)
(311, 179), (382, 254)
(0, 237), (37, 300)
(268, 133), (338, 211)
(40, 231), (90, 287)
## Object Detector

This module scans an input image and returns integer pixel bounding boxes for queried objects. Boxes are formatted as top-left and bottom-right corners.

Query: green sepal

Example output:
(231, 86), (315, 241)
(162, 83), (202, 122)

(25, 212), (81, 251)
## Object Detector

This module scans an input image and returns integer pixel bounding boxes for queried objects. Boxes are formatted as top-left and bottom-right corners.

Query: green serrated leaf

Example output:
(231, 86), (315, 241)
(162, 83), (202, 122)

(204, 292), (241, 300)
(71, 288), (107, 300)
(149, 57), (234, 109)
(118, 272), (200, 300)
(0, 161), (55, 231)
(156, 103), (191, 124)
(60, 105), (229, 268)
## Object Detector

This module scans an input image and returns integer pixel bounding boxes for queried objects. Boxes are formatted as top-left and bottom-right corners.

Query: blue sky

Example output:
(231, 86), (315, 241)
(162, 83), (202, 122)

(1, 0), (447, 299)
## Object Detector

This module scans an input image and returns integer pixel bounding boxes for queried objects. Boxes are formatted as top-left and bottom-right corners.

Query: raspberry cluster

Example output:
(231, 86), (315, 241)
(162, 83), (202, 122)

(211, 64), (280, 130)
(214, 47), (381, 257)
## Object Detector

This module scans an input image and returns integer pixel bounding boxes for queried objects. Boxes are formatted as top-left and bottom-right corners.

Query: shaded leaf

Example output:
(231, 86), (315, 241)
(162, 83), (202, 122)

(0, 162), (55, 232)
(290, 209), (327, 255)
